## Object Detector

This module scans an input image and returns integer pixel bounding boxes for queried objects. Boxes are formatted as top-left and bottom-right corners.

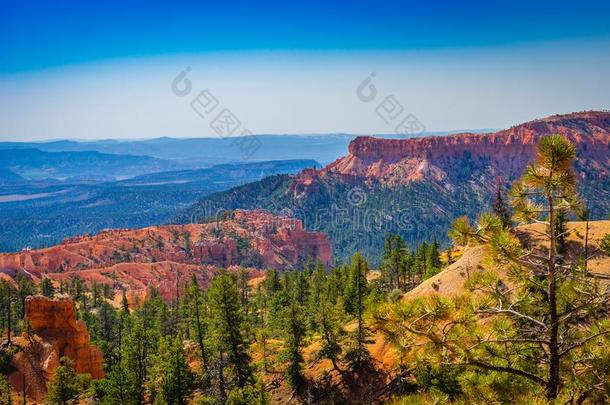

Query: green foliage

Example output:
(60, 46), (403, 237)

(413, 363), (463, 398)
(316, 291), (345, 371)
(151, 336), (193, 405)
(0, 345), (19, 375)
(208, 271), (253, 388)
(280, 291), (305, 388)
(225, 379), (269, 405)
(493, 181), (512, 228)
(600, 233), (610, 255)
(0, 375), (12, 405)
(45, 357), (90, 405)
(108, 315), (157, 404)
(380, 234), (411, 290)
(344, 253), (373, 368)
(424, 240), (441, 279)
(40, 277), (55, 298)
(0, 276), (36, 340)
(183, 276), (211, 383)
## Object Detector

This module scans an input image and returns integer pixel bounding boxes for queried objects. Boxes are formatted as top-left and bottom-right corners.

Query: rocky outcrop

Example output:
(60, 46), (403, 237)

(0, 210), (332, 302)
(315, 111), (610, 186)
(24, 296), (104, 378)
(7, 296), (103, 402)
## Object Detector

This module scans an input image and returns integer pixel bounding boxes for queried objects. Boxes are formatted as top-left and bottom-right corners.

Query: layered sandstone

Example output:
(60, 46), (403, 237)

(313, 111), (610, 186)
(7, 296), (103, 402)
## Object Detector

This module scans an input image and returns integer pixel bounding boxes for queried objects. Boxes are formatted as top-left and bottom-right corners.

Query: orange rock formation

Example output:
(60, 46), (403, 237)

(296, 111), (610, 189)
(0, 210), (332, 302)
(7, 295), (103, 402)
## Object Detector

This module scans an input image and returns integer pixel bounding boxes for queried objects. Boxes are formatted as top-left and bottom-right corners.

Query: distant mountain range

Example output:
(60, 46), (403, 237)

(0, 159), (318, 252)
(176, 111), (610, 263)
(0, 167), (25, 185)
(0, 131), (491, 167)
(0, 148), (179, 182)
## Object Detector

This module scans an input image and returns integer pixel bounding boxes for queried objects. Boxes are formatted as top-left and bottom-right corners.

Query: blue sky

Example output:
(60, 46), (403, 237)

(1, 0), (609, 139)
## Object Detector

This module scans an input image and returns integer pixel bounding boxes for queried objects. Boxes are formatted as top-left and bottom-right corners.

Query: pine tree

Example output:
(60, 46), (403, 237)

(304, 260), (326, 331)
(317, 288), (344, 371)
(236, 268), (250, 315)
(554, 209), (569, 255)
(424, 240), (441, 279)
(445, 247), (454, 265)
(376, 135), (610, 402)
(120, 317), (154, 404)
(40, 277), (55, 298)
(225, 378), (269, 405)
(344, 253), (372, 368)
(506, 134), (586, 399)
(0, 281), (15, 344)
(92, 282), (101, 307)
(152, 336), (193, 405)
(45, 357), (81, 405)
(380, 234), (410, 290)
(101, 359), (131, 405)
(15, 274), (35, 320)
(208, 272), (253, 388)
(121, 289), (129, 314)
(263, 269), (281, 294)
(282, 290), (305, 388)
(294, 271), (309, 307)
(493, 179), (511, 228)
(414, 242), (428, 281)
(184, 275), (211, 383)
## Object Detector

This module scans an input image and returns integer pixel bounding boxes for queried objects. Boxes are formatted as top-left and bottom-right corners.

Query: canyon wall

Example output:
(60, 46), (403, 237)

(320, 111), (610, 184)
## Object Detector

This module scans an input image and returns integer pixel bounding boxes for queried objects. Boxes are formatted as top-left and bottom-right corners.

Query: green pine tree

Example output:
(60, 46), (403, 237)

(493, 180), (512, 228)
(344, 253), (372, 368)
(424, 240), (441, 279)
(208, 272), (253, 388)
(184, 275), (211, 383)
(120, 316), (155, 404)
(282, 290), (305, 388)
(45, 357), (81, 405)
(317, 287), (345, 371)
(40, 277), (55, 298)
(152, 336), (193, 405)
(380, 234), (410, 290)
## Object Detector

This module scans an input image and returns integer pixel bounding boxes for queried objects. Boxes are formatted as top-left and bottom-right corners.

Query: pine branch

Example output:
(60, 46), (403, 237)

(559, 330), (610, 357)
(558, 294), (610, 323)
(470, 338), (551, 347)
(455, 358), (547, 386)
(476, 308), (547, 329)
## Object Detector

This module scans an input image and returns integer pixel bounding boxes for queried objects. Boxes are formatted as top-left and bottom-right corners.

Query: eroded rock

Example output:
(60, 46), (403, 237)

(7, 295), (103, 402)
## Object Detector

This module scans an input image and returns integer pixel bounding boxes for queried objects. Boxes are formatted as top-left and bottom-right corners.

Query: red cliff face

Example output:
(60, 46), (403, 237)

(8, 296), (103, 402)
(0, 210), (332, 302)
(313, 111), (610, 186)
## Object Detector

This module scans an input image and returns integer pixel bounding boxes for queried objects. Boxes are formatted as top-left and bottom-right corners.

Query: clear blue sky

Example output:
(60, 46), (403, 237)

(1, 0), (609, 139)
(2, 0), (610, 72)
